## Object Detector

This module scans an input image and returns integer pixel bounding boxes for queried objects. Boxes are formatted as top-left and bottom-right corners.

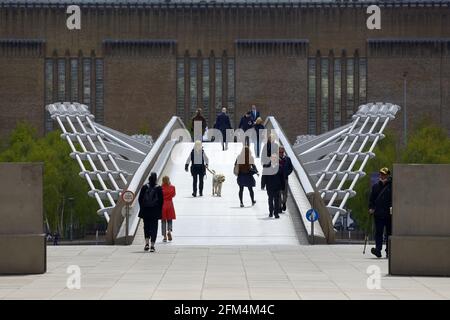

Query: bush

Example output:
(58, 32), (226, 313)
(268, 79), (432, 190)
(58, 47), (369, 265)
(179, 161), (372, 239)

(347, 118), (450, 234)
(0, 122), (101, 237)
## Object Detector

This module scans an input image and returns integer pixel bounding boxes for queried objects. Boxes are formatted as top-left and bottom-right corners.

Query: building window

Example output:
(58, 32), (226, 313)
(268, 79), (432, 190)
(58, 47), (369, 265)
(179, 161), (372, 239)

(176, 58), (185, 119)
(176, 54), (234, 125)
(83, 58), (91, 109)
(45, 59), (54, 133)
(334, 58), (342, 128)
(321, 58), (329, 133)
(202, 58), (210, 124)
(359, 58), (367, 105)
(308, 55), (367, 134)
(95, 59), (104, 124)
(346, 58), (355, 122)
(215, 58), (222, 117)
(189, 58), (198, 119)
(227, 58), (235, 122)
(307, 58), (317, 135)
(70, 59), (78, 102)
(57, 58), (66, 102)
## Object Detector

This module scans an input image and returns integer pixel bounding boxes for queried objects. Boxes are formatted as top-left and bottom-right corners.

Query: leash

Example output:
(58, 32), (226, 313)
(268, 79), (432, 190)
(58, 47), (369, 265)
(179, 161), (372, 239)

(206, 166), (215, 175)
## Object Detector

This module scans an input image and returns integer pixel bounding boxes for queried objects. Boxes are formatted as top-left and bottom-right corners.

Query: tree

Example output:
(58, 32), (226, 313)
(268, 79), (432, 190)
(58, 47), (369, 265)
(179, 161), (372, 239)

(347, 118), (450, 235)
(0, 122), (100, 236)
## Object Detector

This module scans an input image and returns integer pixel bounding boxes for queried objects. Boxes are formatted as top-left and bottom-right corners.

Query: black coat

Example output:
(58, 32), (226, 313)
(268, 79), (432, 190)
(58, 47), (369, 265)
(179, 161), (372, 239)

(236, 164), (257, 188)
(279, 155), (294, 180)
(261, 165), (285, 192)
(214, 113), (232, 141)
(261, 141), (280, 166)
(369, 178), (392, 217)
(138, 184), (163, 220)
(250, 110), (260, 122)
(253, 124), (265, 144)
(239, 116), (254, 132)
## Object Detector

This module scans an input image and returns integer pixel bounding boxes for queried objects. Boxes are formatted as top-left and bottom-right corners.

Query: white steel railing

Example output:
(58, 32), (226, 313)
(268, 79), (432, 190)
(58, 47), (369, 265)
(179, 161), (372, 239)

(294, 102), (401, 227)
(46, 102), (152, 222)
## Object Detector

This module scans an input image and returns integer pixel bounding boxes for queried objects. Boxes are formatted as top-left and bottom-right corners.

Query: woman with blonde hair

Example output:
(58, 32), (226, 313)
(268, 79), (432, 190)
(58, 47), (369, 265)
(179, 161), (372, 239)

(185, 140), (209, 197)
(234, 146), (258, 207)
(161, 176), (176, 242)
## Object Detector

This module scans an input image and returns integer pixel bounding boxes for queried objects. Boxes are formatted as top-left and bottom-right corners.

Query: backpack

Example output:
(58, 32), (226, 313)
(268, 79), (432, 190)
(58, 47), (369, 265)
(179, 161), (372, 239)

(142, 184), (160, 208)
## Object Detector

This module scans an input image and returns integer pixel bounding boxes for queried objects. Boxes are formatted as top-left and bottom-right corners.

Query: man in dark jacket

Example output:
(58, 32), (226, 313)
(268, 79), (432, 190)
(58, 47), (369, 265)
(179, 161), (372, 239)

(214, 107), (232, 151)
(250, 104), (261, 122)
(369, 167), (393, 258)
(278, 146), (294, 213)
(261, 153), (285, 219)
(261, 133), (279, 168)
(239, 111), (254, 146)
(191, 108), (207, 142)
(138, 172), (164, 252)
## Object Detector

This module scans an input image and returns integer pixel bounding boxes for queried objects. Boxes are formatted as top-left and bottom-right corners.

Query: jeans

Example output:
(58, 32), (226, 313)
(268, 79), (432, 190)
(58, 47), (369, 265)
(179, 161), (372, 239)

(267, 190), (281, 215)
(374, 215), (392, 252)
(161, 220), (173, 236)
(239, 186), (254, 204)
(192, 173), (204, 195)
(143, 217), (159, 244)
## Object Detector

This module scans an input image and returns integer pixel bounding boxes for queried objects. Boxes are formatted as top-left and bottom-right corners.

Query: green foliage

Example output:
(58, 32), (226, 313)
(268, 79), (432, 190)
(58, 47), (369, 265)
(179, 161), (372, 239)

(347, 119), (450, 234)
(0, 122), (99, 236)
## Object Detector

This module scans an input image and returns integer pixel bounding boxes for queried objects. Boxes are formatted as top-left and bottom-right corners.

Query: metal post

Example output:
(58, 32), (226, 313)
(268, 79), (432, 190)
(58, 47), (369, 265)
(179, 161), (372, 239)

(125, 204), (130, 245)
(403, 72), (408, 146)
(311, 219), (314, 245)
(69, 197), (74, 241)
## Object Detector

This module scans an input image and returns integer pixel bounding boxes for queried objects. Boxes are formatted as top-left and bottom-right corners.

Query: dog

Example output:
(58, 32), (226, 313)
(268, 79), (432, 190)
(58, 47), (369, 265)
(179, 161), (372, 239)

(208, 168), (225, 197)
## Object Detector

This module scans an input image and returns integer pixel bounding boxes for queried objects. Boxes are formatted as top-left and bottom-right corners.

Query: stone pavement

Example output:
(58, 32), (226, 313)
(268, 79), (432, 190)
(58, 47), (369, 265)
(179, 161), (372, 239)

(1, 245), (449, 300)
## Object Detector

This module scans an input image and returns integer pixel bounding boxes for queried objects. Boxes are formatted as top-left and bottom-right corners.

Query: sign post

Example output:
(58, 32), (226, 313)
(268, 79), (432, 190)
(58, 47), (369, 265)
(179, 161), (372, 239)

(121, 190), (135, 245)
(306, 208), (319, 245)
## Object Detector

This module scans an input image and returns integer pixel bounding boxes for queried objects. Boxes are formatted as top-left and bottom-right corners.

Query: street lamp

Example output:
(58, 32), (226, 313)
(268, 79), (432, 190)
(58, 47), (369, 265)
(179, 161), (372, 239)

(403, 71), (408, 146)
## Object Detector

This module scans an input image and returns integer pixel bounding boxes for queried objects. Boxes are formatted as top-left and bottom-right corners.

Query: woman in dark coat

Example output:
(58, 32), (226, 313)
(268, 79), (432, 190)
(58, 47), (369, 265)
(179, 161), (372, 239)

(261, 153), (285, 218)
(253, 117), (265, 158)
(138, 172), (164, 252)
(234, 146), (258, 207)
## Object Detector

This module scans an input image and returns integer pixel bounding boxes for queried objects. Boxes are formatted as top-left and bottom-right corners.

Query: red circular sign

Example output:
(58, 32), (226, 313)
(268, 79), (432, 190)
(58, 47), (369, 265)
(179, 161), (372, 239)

(121, 190), (135, 204)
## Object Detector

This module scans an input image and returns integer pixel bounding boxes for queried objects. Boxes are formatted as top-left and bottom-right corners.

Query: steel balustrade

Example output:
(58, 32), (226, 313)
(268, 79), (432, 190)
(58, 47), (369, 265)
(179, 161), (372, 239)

(294, 102), (400, 227)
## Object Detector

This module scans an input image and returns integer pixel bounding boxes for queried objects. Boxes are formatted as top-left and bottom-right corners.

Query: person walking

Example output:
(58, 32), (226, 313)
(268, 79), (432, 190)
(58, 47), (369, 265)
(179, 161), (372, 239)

(234, 146), (258, 207)
(250, 104), (261, 122)
(214, 107), (232, 151)
(369, 167), (393, 258)
(191, 108), (207, 142)
(261, 153), (284, 219)
(261, 133), (279, 167)
(161, 176), (176, 242)
(253, 117), (265, 158)
(278, 146), (293, 213)
(138, 172), (164, 252)
(185, 140), (209, 197)
(239, 111), (254, 146)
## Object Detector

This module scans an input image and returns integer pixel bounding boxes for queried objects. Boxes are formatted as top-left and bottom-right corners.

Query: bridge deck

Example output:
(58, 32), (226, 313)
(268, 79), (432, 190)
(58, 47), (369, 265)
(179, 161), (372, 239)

(133, 142), (308, 246)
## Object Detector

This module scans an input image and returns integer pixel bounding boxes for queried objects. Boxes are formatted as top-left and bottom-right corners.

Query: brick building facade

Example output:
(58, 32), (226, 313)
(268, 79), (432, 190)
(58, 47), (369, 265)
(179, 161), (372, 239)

(1, 0), (449, 141)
